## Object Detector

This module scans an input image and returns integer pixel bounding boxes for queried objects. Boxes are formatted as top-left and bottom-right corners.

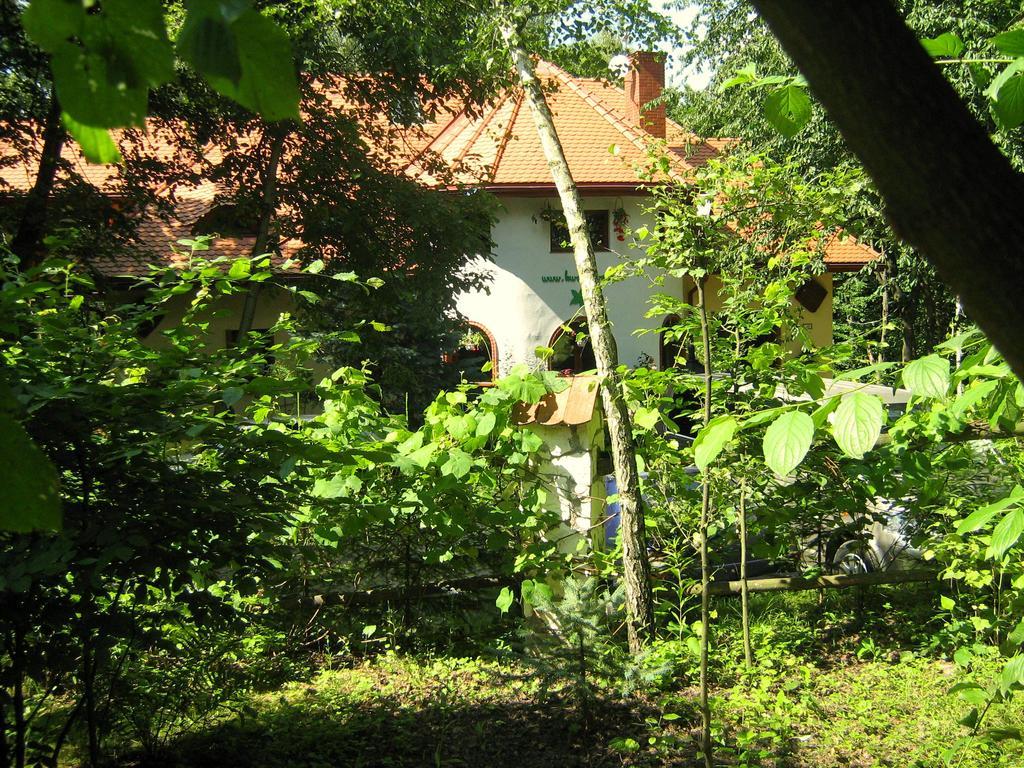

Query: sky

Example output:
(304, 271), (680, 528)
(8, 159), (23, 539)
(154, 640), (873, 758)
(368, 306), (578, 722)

(660, 2), (714, 91)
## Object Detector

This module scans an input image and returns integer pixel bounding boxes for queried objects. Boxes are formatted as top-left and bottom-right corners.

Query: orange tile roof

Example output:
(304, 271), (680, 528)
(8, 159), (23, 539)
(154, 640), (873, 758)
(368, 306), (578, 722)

(1, 61), (876, 275)
(821, 231), (878, 272)
(406, 61), (727, 188)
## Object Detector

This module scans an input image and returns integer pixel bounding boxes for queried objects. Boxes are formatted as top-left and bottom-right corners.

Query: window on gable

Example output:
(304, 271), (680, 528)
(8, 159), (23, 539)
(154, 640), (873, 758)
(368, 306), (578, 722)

(549, 210), (609, 252)
(192, 205), (259, 238)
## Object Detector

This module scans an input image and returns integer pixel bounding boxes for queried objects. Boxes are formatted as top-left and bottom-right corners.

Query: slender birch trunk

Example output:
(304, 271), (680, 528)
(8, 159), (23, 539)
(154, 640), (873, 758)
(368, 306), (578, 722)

(878, 249), (888, 365)
(696, 275), (714, 768)
(738, 477), (753, 668)
(238, 127), (287, 335)
(500, 23), (654, 653)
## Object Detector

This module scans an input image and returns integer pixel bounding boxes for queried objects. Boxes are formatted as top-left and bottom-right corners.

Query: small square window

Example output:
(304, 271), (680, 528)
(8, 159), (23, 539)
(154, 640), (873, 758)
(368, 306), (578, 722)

(550, 210), (609, 252)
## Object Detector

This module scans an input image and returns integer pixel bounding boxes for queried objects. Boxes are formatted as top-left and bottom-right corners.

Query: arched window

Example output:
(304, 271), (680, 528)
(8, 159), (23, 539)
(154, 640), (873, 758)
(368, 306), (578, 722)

(446, 322), (498, 381)
(659, 314), (686, 370)
(548, 318), (595, 374)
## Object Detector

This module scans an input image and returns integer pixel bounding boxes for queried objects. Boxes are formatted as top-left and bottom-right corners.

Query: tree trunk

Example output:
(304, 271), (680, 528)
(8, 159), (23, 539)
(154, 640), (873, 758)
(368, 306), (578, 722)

(11, 95), (65, 270)
(878, 251), (888, 365)
(237, 127), (287, 335)
(738, 478), (753, 668)
(500, 24), (654, 653)
(695, 276), (714, 768)
(12, 627), (24, 768)
(748, 0), (1024, 382)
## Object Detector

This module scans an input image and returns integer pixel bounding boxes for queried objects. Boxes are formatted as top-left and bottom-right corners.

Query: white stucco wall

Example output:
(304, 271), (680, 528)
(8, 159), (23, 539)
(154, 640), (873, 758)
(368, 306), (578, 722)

(456, 195), (682, 374)
(457, 194), (838, 372)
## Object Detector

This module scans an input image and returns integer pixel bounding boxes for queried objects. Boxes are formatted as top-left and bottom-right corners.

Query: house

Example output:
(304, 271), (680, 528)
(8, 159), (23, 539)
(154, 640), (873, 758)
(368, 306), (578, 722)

(0, 53), (878, 548)
(406, 53), (876, 379)
(1, 53), (875, 375)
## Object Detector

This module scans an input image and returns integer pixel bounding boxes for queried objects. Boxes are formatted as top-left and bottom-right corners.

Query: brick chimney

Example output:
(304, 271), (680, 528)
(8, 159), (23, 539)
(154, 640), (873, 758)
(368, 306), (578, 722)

(625, 51), (666, 139)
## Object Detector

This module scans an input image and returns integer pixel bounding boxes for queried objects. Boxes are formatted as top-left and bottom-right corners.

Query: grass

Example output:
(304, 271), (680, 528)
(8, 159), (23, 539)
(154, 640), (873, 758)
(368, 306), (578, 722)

(103, 587), (1024, 768)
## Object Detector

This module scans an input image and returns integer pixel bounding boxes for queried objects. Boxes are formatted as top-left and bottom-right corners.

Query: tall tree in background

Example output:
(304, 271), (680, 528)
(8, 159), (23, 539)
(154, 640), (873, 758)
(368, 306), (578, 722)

(672, 0), (1024, 363)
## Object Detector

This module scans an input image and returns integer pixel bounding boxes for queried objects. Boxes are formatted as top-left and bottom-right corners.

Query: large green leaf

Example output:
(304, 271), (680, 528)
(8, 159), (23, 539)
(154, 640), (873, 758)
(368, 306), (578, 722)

(180, 4), (300, 122)
(633, 406), (661, 431)
(177, 4), (242, 84)
(957, 488), (1023, 534)
(0, 415), (61, 532)
(441, 448), (473, 479)
(987, 508), (1024, 559)
(1001, 655), (1024, 691)
(21, 0), (85, 52)
(62, 113), (122, 164)
(51, 44), (149, 127)
(762, 410), (814, 476)
(993, 30), (1024, 57)
(831, 392), (884, 459)
(921, 32), (965, 58)
(496, 586), (514, 614)
(693, 415), (737, 471)
(102, 0), (175, 87)
(902, 354), (950, 399)
(994, 73), (1024, 129)
(763, 85), (812, 138)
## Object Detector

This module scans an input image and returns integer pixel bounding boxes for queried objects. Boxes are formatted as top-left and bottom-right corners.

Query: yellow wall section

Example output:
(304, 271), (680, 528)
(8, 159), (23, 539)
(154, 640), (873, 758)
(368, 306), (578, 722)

(681, 272), (834, 353)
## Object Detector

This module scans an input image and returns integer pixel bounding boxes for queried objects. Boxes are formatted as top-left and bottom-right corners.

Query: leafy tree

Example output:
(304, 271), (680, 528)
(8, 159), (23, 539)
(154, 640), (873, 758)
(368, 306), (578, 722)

(671, 0), (1024, 365)
(0, 245), (318, 766)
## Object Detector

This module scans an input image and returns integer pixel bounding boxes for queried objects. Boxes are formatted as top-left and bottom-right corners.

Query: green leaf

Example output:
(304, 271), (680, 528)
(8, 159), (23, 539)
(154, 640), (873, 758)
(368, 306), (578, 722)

(476, 411), (497, 438)
(183, 6), (301, 121)
(177, 5), (242, 84)
(832, 392), (884, 459)
(994, 73), (1024, 129)
(495, 586), (514, 614)
(222, 386), (244, 406)
(22, 0), (85, 52)
(993, 30), (1024, 57)
(228, 258), (251, 279)
(763, 85), (812, 138)
(52, 44), (149, 127)
(693, 415), (737, 471)
(987, 508), (1024, 559)
(719, 63), (757, 91)
(921, 32), (965, 58)
(950, 379), (999, 418)
(902, 354), (950, 399)
(0, 415), (62, 532)
(1009, 618), (1024, 647)
(633, 406), (661, 431)
(949, 681), (988, 706)
(102, 0), (175, 87)
(312, 474), (348, 499)
(61, 113), (122, 164)
(957, 489), (1023, 534)
(985, 58), (1024, 101)
(762, 410), (814, 476)
(941, 595), (956, 611)
(441, 448), (472, 479)
(1001, 655), (1024, 690)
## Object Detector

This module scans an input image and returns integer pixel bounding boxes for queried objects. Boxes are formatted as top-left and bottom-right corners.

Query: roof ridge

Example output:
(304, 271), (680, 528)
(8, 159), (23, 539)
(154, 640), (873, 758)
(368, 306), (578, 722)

(402, 102), (476, 179)
(453, 87), (513, 173)
(539, 61), (654, 163)
(488, 91), (523, 182)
